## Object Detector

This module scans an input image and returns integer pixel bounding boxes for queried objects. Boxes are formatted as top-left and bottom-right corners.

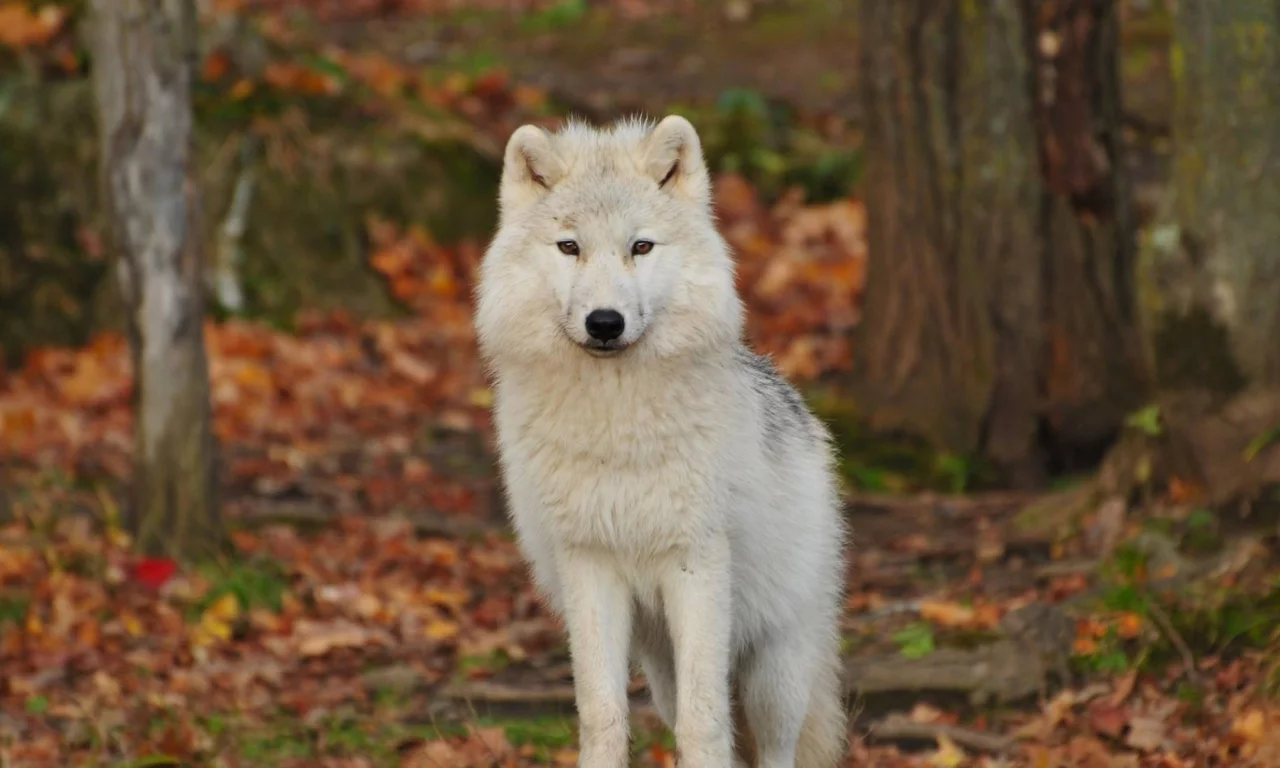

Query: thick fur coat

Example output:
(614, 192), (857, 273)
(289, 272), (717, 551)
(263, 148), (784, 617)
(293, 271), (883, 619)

(473, 115), (848, 768)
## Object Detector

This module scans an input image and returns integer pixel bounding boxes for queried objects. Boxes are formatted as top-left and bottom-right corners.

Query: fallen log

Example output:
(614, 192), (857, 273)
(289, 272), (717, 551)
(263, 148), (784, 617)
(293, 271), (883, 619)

(865, 714), (1014, 754)
(844, 603), (1075, 707)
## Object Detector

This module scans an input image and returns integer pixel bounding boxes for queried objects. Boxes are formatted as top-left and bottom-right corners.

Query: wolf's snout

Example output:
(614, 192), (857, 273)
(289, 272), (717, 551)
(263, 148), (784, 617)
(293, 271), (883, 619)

(584, 309), (625, 341)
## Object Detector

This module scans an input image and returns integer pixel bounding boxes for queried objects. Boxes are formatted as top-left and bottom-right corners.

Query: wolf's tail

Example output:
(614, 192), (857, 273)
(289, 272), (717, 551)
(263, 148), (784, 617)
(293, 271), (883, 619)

(796, 640), (848, 768)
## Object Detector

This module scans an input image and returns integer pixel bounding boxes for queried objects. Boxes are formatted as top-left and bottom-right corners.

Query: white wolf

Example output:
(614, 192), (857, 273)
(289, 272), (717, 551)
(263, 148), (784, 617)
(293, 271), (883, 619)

(473, 114), (849, 768)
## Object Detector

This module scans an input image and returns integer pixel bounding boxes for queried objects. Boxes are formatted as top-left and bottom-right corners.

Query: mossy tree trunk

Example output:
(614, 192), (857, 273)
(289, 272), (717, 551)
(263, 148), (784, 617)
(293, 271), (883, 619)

(89, 0), (224, 558)
(1131, 0), (1280, 507)
(853, 0), (1147, 487)
(1140, 0), (1280, 394)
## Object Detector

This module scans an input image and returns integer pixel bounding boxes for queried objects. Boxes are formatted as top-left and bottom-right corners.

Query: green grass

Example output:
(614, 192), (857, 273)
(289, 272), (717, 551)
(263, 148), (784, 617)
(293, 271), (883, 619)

(455, 648), (515, 678)
(520, 0), (589, 32)
(189, 556), (291, 621)
(181, 710), (585, 767)
(494, 716), (578, 763)
(0, 594), (29, 627)
(1070, 536), (1280, 683)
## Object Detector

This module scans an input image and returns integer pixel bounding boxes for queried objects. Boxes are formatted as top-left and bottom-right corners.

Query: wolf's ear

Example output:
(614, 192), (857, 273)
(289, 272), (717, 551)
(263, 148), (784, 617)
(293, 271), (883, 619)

(500, 124), (565, 212)
(643, 115), (710, 205)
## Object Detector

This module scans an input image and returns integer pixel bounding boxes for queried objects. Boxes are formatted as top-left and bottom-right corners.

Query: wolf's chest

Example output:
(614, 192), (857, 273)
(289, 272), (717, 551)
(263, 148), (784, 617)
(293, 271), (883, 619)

(498, 382), (724, 553)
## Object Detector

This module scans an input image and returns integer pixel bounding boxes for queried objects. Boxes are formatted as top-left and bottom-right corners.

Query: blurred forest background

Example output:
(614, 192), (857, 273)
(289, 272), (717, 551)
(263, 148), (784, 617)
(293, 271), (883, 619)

(2, 0), (1280, 766)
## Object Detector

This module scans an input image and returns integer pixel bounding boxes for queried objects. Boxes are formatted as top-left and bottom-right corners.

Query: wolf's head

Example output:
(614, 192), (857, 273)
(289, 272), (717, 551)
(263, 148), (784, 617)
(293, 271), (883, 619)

(474, 116), (744, 368)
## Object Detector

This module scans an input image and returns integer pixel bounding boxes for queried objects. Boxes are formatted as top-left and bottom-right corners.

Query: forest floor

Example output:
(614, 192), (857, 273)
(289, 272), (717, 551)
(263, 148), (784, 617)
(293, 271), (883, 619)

(5, 1), (1280, 767)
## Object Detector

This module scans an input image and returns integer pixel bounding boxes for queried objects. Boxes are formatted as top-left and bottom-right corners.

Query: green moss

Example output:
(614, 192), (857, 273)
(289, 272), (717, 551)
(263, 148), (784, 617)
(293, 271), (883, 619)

(0, 79), (110, 366)
(805, 389), (996, 494)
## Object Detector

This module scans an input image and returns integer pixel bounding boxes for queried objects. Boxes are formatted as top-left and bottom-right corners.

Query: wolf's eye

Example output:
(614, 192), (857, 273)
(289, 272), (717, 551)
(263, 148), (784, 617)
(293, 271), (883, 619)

(556, 240), (580, 256)
(631, 240), (655, 256)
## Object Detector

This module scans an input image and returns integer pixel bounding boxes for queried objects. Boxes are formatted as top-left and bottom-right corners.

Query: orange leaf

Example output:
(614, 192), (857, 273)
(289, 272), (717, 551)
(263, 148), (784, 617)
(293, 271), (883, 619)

(229, 78), (255, 100)
(423, 587), (470, 612)
(0, 405), (36, 438)
(426, 267), (460, 298)
(1115, 612), (1144, 639)
(918, 599), (977, 629)
(0, 3), (68, 48)
(1166, 476), (1204, 504)
(424, 619), (459, 643)
(202, 49), (233, 82)
(1073, 635), (1098, 656)
(232, 362), (273, 391)
(1230, 708), (1266, 746)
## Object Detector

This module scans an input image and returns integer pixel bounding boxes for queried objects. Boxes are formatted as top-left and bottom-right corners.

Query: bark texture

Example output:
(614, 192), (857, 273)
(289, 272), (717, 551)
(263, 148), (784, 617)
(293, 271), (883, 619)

(1139, 0), (1280, 394)
(1122, 1), (1280, 509)
(90, 0), (223, 558)
(854, 0), (1145, 485)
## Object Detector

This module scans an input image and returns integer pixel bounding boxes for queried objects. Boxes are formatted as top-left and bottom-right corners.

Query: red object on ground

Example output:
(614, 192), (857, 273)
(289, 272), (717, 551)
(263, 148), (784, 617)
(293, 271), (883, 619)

(132, 557), (179, 590)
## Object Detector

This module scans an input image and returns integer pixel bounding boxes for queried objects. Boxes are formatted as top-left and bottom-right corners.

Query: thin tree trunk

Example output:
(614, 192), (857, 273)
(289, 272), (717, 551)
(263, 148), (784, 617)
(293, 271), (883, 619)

(90, 0), (223, 558)
(1139, 0), (1280, 394)
(853, 0), (1144, 486)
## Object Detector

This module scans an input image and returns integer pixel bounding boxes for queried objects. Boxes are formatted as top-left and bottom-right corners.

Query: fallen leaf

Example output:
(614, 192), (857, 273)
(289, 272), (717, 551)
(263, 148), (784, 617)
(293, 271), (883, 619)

(295, 618), (379, 657)
(1230, 708), (1266, 746)
(1115, 612), (1144, 639)
(1087, 701), (1130, 738)
(1124, 715), (1166, 752)
(552, 747), (580, 766)
(928, 732), (967, 767)
(1109, 669), (1138, 706)
(191, 593), (240, 648)
(908, 702), (948, 724)
(424, 619), (460, 643)
(401, 738), (461, 768)
(919, 599), (979, 629)
(0, 3), (68, 48)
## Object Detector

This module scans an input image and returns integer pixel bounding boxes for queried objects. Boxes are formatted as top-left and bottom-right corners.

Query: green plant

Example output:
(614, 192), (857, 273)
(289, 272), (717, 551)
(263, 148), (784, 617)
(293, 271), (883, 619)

(892, 622), (935, 659)
(190, 556), (290, 620)
(1125, 404), (1163, 436)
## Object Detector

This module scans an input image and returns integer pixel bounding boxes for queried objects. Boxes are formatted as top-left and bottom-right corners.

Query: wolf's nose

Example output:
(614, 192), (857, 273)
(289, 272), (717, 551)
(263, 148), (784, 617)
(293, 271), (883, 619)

(585, 309), (625, 341)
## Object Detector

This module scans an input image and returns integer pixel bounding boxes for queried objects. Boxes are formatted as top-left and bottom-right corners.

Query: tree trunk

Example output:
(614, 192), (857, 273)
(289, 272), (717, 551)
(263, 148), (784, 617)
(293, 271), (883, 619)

(1132, 0), (1280, 508)
(1139, 0), (1280, 394)
(90, 0), (223, 558)
(853, 0), (1146, 487)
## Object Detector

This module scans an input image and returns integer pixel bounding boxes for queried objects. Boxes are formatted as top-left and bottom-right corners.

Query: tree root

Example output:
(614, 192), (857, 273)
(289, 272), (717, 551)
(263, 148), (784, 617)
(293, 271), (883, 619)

(865, 714), (1014, 754)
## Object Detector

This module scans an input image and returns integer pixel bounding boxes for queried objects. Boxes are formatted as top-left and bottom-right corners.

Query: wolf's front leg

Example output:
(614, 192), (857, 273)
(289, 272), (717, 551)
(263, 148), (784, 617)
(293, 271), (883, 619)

(557, 549), (634, 768)
(661, 536), (734, 767)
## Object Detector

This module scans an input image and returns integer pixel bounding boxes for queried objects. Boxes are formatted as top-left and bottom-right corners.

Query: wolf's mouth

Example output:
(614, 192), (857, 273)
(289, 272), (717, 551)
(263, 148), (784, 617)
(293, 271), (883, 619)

(581, 339), (629, 357)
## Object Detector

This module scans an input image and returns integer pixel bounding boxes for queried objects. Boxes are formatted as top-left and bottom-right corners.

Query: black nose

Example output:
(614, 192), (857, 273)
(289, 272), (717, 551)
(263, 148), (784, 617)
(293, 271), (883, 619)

(584, 309), (625, 341)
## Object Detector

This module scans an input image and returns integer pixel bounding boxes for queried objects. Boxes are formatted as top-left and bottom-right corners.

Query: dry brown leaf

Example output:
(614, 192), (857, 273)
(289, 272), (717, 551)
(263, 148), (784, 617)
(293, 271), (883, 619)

(1109, 669), (1138, 706)
(1123, 715), (1166, 752)
(919, 599), (978, 629)
(294, 618), (382, 657)
(1230, 708), (1266, 746)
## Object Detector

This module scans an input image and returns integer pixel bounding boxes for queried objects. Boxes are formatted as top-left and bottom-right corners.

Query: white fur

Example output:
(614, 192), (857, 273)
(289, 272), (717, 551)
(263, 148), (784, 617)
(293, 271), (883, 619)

(474, 115), (849, 768)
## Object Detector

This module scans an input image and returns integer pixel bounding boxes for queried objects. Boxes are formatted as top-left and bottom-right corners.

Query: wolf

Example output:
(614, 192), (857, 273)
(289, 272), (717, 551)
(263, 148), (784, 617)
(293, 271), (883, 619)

(473, 114), (849, 768)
